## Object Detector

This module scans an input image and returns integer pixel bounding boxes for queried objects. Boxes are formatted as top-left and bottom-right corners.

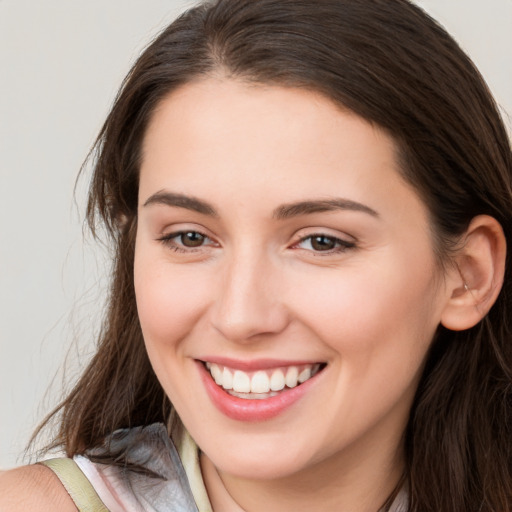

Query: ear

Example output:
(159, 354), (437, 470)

(441, 215), (506, 331)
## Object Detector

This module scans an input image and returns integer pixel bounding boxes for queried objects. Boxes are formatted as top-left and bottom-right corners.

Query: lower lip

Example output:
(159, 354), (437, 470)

(197, 362), (322, 422)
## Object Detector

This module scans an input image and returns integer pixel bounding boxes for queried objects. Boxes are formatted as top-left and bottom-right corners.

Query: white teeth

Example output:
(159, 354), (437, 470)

(210, 364), (222, 385)
(269, 369), (285, 391)
(285, 366), (299, 388)
(298, 367), (311, 383)
(222, 367), (233, 390)
(233, 370), (251, 393)
(251, 371), (270, 393)
(229, 390), (280, 399)
(206, 362), (322, 396)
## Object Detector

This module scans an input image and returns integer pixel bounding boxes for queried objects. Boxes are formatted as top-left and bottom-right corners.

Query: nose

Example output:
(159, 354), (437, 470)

(210, 249), (290, 342)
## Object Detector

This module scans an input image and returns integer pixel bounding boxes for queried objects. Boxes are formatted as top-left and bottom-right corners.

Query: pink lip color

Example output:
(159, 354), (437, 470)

(199, 356), (319, 371)
(197, 361), (322, 422)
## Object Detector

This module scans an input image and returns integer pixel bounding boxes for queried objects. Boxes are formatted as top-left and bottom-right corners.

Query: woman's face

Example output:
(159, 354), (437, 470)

(135, 78), (453, 481)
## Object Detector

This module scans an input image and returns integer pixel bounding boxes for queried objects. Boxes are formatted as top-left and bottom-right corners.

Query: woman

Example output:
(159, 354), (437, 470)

(1, 0), (511, 510)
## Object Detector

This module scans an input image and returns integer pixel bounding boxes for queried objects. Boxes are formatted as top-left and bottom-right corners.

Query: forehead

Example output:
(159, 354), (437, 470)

(139, 78), (425, 223)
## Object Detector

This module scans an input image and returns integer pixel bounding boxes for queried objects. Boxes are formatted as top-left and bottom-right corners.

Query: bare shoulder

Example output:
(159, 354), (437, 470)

(0, 465), (77, 511)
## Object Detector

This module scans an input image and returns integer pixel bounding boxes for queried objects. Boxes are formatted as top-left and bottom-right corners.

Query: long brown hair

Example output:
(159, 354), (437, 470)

(37, 1), (512, 510)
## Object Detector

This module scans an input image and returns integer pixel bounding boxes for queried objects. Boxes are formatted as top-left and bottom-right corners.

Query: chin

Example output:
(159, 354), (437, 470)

(216, 455), (306, 481)
(203, 434), (317, 481)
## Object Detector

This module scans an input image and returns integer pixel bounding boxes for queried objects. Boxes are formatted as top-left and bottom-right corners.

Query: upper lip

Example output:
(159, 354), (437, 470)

(198, 357), (325, 371)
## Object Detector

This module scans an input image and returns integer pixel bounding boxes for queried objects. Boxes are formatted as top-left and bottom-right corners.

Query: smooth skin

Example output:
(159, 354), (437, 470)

(0, 79), (505, 511)
(134, 78), (506, 512)
(0, 466), (77, 511)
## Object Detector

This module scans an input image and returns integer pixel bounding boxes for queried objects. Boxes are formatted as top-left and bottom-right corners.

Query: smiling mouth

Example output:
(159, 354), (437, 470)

(203, 361), (326, 400)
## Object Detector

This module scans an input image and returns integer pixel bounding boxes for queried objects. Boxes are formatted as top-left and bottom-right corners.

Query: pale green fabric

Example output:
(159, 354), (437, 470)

(39, 458), (109, 512)
(178, 430), (213, 512)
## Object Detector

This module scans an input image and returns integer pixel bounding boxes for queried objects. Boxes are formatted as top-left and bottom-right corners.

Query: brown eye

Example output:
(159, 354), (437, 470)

(295, 234), (356, 254)
(157, 229), (216, 253)
(180, 231), (206, 247)
(310, 235), (337, 251)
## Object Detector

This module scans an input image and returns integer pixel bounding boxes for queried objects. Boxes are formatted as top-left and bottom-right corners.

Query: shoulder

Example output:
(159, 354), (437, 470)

(0, 465), (77, 511)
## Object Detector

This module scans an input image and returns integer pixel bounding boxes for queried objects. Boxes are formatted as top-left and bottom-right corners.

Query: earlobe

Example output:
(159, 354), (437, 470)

(440, 215), (506, 331)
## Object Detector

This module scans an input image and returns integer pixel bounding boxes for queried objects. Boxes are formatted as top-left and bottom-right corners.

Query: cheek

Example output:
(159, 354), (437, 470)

(288, 257), (441, 366)
(134, 251), (211, 350)
(285, 262), (442, 445)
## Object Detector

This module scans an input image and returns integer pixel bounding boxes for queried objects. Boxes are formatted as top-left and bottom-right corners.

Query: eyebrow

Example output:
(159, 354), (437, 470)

(142, 190), (378, 219)
(143, 191), (218, 216)
(272, 198), (379, 220)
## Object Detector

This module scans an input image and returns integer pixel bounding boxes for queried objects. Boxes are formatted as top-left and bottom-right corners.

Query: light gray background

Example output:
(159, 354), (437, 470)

(1, 0), (511, 468)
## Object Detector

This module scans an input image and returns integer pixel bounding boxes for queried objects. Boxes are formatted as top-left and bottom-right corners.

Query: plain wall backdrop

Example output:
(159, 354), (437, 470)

(1, 0), (511, 468)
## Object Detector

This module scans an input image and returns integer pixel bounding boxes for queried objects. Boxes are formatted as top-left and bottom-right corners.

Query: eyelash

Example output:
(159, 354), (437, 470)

(293, 234), (356, 255)
(157, 230), (216, 253)
(157, 230), (356, 255)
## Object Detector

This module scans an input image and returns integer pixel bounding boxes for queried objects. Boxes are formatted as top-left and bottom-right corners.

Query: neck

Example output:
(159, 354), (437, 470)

(201, 433), (405, 512)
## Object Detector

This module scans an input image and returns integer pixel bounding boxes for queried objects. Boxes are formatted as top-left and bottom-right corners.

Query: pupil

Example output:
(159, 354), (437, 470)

(311, 236), (335, 251)
(182, 232), (204, 247)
